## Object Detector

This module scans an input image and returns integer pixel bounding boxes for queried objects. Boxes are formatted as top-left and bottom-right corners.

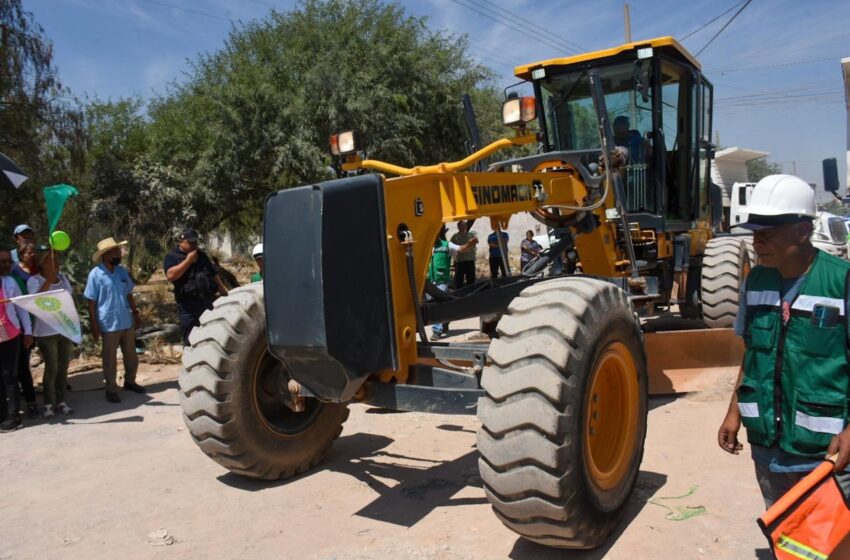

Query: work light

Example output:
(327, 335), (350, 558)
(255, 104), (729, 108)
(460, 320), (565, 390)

(502, 96), (536, 127)
(329, 131), (357, 156)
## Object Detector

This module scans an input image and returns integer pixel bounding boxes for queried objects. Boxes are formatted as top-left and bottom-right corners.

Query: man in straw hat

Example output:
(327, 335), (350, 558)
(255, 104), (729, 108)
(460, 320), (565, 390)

(83, 237), (144, 403)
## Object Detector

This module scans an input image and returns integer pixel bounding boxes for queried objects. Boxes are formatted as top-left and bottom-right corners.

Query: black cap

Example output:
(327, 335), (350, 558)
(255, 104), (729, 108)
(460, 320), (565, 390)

(738, 214), (813, 231)
(180, 228), (199, 242)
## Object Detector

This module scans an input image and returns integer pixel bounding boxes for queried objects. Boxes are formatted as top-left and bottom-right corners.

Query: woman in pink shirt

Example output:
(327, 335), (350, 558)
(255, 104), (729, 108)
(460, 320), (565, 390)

(0, 247), (34, 432)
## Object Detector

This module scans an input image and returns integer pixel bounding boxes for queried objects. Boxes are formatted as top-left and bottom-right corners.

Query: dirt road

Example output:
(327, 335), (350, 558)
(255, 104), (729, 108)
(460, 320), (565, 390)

(0, 363), (770, 560)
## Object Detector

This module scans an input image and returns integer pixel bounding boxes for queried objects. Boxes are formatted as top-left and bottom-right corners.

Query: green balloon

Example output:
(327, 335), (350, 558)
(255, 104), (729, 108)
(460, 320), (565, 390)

(50, 230), (71, 251)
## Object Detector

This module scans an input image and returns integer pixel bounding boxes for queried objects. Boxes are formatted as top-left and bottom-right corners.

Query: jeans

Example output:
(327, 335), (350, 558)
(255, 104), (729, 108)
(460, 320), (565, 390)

(17, 345), (36, 405)
(0, 335), (22, 419)
(101, 328), (138, 392)
(427, 283), (449, 336)
(489, 257), (507, 279)
(38, 335), (73, 405)
(754, 460), (850, 509)
(673, 234), (691, 272)
(454, 261), (475, 289)
(177, 298), (215, 346)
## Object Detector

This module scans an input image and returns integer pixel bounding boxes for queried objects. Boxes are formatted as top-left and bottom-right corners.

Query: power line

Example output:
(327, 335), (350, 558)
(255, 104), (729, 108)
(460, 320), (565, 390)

(695, 0), (751, 57)
(476, 0), (585, 53)
(680, 0), (744, 41)
(716, 89), (843, 102)
(140, 0), (233, 23)
(709, 55), (844, 74)
(450, 0), (576, 57)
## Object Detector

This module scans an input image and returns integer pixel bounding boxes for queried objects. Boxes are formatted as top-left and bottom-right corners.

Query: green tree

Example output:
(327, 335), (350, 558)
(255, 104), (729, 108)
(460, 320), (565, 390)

(0, 0), (85, 240)
(80, 98), (186, 274)
(747, 157), (782, 182)
(147, 0), (503, 238)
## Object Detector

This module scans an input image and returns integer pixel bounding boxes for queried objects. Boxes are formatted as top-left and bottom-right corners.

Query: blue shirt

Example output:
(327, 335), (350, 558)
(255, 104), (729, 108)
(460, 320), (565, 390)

(487, 231), (509, 258)
(83, 264), (135, 333)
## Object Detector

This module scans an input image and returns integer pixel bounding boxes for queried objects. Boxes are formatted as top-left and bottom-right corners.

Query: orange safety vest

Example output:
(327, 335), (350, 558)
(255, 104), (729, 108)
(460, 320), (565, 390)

(759, 459), (850, 560)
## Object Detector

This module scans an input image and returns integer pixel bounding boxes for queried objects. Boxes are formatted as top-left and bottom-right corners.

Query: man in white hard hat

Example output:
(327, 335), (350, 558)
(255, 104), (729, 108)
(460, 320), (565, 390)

(717, 175), (850, 511)
(251, 243), (263, 283)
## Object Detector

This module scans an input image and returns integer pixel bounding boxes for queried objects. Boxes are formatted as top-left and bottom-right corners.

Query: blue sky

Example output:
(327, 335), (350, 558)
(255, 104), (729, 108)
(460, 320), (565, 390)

(26, 0), (850, 187)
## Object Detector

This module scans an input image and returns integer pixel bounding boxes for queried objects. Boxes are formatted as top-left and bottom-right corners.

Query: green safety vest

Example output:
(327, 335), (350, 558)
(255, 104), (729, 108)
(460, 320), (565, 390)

(739, 250), (850, 457)
(428, 240), (451, 285)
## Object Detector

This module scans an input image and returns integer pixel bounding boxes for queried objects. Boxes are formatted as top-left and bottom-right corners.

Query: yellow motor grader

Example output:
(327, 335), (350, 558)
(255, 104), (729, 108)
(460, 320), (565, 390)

(179, 37), (750, 548)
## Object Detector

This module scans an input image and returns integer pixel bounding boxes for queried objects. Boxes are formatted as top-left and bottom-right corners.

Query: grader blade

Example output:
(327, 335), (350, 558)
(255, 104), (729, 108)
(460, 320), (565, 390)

(644, 328), (744, 395)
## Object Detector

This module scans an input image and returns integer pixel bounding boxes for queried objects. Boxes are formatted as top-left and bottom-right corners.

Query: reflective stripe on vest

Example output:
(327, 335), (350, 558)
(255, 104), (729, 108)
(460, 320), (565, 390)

(776, 535), (828, 560)
(791, 295), (846, 316)
(747, 290), (781, 307)
(795, 411), (845, 435)
(739, 402), (759, 418)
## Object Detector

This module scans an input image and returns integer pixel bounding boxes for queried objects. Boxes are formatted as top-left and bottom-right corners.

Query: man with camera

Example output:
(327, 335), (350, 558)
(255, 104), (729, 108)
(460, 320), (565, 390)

(164, 228), (229, 346)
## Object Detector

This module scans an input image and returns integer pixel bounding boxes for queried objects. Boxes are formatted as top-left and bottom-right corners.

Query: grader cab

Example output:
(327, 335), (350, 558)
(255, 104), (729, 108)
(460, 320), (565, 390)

(179, 37), (750, 549)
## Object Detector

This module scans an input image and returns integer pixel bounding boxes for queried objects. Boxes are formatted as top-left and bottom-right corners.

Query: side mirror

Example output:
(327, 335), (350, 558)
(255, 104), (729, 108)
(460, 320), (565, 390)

(823, 158), (839, 193)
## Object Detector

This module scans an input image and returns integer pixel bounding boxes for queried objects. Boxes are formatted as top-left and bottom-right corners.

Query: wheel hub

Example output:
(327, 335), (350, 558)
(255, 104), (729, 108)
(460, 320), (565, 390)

(584, 341), (639, 492)
(252, 351), (323, 437)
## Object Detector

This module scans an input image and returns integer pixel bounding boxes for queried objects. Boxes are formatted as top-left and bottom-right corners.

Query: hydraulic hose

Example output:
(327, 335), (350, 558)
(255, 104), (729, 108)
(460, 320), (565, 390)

(405, 242), (430, 347)
(522, 235), (574, 276)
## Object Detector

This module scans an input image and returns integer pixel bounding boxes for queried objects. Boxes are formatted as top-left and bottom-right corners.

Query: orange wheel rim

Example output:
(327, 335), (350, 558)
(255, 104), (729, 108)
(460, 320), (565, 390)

(583, 341), (639, 491)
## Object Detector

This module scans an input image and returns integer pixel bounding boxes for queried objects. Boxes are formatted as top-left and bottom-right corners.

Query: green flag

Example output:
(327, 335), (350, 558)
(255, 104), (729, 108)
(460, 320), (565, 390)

(43, 184), (79, 234)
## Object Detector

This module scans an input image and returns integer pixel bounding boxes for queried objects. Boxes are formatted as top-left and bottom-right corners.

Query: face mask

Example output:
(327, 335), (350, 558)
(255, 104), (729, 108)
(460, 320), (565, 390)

(109, 256), (122, 266)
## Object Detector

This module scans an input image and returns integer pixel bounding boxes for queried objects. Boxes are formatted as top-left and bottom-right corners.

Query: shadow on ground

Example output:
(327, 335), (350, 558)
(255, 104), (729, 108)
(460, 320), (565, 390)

(508, 470), (668, 560)
(217, 431), (487, 527)
(21, 378), (178, 427)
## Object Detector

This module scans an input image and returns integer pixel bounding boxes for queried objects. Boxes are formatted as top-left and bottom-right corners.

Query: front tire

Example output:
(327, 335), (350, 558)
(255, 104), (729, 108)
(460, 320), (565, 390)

(477, 277), (648, 548)
(179, 283), (348, 480)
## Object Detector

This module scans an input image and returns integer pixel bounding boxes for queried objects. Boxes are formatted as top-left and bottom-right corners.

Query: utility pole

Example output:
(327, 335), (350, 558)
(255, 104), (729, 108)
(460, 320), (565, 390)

(624, 3), (632, 43)
(792, 161), (797, 176)
(842, 57), (850, 192)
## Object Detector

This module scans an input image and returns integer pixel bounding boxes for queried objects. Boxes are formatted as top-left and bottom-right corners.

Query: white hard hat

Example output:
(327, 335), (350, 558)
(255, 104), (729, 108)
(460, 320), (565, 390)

(252, 243), (263, 258)
(739, 174), (816, 230)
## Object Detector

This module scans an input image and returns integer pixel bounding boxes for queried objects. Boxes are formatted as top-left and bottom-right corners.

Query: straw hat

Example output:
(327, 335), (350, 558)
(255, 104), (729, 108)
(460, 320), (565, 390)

(92, 237), (128, 263)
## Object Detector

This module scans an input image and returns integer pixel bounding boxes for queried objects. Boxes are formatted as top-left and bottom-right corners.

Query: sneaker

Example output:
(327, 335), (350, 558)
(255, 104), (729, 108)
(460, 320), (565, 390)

(26, 403), (39, 419)
(106, 391), (121, 403)
(0, 416), (23, 432)
(57, 402), (73, 415)
(43, 405), (55, 418)
(123, 382), (146, 394)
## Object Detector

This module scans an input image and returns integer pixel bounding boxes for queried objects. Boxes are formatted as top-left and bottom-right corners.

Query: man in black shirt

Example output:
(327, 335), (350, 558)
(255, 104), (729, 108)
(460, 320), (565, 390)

(163, 228), (229, 346)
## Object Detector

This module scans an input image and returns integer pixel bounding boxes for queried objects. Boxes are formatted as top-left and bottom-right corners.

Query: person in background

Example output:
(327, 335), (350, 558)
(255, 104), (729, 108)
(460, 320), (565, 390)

(450, 221), (476, 289)
(0, 247), (33, 432)
(487, 228), (509, 279)
(84, 238), (144, 403)
(27, 251), (75, 417)
(11, 224), (35, 264)
(10, 242), (39, 418)
(251, 243), (263, 282)
(163, 228), (229, 346)
(520, 230), (542, 271)
(427, 226), (478, 340)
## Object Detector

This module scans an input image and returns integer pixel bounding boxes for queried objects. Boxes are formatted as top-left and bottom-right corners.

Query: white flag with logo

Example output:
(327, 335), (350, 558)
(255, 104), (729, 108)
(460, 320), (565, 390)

(11, 289), (82, 344)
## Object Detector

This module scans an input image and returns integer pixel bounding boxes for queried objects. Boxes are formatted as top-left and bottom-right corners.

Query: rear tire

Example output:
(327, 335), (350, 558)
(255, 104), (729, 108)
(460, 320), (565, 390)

(179, 283), (349, 480)
(477, 277), (648, 548)
(700, 237), (753, 328)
